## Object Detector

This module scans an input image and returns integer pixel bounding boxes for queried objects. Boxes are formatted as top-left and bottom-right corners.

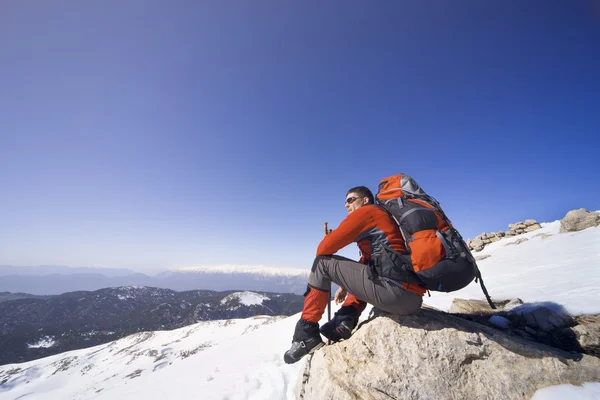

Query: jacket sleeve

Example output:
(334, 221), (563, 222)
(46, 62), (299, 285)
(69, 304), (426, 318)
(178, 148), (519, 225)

(316, 208), (371, 256)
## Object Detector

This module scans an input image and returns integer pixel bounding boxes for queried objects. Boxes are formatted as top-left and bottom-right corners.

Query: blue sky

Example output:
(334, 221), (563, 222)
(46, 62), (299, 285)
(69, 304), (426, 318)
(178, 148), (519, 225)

(1, 1), (599, 272)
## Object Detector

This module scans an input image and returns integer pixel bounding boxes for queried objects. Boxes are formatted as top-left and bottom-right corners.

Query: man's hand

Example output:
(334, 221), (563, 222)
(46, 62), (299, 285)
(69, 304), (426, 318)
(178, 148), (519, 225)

(334, 286), (347, 304)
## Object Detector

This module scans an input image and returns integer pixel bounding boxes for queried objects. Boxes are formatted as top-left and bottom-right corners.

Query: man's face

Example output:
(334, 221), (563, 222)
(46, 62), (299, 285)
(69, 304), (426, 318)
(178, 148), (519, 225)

(345, 192), (369, 214)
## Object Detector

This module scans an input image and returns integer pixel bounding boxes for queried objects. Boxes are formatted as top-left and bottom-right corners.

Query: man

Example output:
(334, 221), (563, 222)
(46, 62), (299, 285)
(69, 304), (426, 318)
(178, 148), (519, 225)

(283, 186), (425, 364)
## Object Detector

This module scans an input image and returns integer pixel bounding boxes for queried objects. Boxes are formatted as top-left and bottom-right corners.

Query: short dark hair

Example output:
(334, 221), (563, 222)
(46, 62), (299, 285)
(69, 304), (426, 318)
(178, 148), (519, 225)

(347, 186), (374, 204)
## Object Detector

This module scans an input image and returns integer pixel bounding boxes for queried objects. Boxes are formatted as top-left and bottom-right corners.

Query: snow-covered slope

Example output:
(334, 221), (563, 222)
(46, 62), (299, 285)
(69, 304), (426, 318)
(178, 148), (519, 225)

(0, 316), (288, 400)
(1, 219), (599, 400)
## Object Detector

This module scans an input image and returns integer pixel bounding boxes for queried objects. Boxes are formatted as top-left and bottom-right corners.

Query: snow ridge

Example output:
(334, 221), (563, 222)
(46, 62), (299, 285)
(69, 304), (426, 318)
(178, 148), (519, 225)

(171, 264), (310, 278)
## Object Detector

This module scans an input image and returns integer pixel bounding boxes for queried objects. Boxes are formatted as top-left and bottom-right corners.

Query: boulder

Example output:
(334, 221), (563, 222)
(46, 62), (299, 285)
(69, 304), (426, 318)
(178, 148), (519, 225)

(496, 231), (505, 237)
(450, 298), (498, 314)
(297, 309), (600, 400)
(513, 306), (575, 332)
(503, 298), (524, 311)
(488, 236), (500, 243)
(524, 219), (538, 226)
(524, 223), (542, 232)
(559, 208), (600, 233)
(574, 315), (600, 357)
(510, 223), (527, 230)
(470, 237), (485, 252)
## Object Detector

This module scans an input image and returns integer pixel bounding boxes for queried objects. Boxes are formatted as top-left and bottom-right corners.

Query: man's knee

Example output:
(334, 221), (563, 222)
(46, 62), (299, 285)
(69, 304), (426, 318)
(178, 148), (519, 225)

(311, 255), (351, 273)
(311, 255), (331, 273)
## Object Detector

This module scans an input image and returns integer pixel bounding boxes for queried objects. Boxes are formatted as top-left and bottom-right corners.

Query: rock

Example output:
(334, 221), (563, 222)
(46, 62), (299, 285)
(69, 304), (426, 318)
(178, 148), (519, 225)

(483, 238), (492, 244)
(489, 315), (511, 330)
(503, 298), (524, 311)
(516, 306), (575, 332)
(297, 310), (600, 400)
(505, 238), (529, 246)
(524, 223), (542, 232)
(475, 254), (491, 261)
(449, 298), (499, 314)
(496, 231), (505, 237)
(559, 208), (600, 233)
(576, 315), (600, 325)
(470, 238), (485, 252)
(488, 236), (500, 243)
(505, 232), (515, 237)
(573, 320), (600, 357)
(524, 219), (538, 226)
(524, 326), (537, 335)
(514, 329), (534, 340)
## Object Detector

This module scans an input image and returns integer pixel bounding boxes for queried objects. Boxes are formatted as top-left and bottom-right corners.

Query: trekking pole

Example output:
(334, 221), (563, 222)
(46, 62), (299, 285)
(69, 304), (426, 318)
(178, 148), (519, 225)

(323, 222), (332, 344)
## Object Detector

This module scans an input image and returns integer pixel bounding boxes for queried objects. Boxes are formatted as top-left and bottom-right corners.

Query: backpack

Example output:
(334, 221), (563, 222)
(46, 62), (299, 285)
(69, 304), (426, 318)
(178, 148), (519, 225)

(376, 173), (495, 309)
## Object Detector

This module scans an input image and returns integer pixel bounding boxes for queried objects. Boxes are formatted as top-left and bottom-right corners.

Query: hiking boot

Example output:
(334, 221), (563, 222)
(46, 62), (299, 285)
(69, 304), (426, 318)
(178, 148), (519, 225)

(320, 318), (354, 342)
(319, 306), (359, 343)
(283, 336), (324, 364)
(283, 319), (324, 364)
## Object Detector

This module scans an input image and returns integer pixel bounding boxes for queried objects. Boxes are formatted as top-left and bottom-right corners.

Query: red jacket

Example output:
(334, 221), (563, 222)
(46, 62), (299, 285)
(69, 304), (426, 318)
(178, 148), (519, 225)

(317, 205), (425, 296)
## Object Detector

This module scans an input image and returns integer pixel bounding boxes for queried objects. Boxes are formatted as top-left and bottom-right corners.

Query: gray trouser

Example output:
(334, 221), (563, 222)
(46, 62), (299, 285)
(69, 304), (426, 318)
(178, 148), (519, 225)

(308, 255), (423, 316)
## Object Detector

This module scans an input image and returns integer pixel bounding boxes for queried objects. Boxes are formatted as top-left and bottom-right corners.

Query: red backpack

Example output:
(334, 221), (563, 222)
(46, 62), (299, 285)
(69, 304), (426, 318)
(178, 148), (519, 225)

(377, 173), (495, 308)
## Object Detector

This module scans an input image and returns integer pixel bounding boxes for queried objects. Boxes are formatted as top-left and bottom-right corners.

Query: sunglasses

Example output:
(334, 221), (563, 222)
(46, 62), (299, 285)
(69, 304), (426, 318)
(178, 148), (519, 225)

(345, 196), (361, 204)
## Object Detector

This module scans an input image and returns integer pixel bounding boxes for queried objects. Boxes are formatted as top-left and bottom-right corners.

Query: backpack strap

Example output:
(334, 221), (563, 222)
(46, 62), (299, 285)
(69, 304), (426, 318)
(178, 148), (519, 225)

(475, 270), (496, 309)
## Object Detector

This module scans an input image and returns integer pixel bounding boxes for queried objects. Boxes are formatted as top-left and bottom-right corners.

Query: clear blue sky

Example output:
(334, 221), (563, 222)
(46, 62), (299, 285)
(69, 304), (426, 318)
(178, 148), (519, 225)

(1, 1), (599, 272)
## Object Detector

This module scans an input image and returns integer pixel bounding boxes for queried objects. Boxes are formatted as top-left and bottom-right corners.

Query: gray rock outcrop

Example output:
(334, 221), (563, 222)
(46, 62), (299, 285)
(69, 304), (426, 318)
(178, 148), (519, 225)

(297, 308), (600, 400)
(559, 208), (600, 233)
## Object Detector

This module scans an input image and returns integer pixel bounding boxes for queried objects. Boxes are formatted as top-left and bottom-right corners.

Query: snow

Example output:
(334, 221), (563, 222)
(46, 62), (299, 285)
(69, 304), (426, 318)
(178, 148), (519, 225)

(1, 219), (599, 399)
(26, 336), (56, 349)
(1, 317), (286, 399)
(531, 382), (600, 400)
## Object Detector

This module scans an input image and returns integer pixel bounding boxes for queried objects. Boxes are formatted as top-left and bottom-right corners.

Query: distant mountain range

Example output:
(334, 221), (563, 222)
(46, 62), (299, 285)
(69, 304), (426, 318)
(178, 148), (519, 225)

(0, 286), (304, 366)
(0, 265), (310, 295)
